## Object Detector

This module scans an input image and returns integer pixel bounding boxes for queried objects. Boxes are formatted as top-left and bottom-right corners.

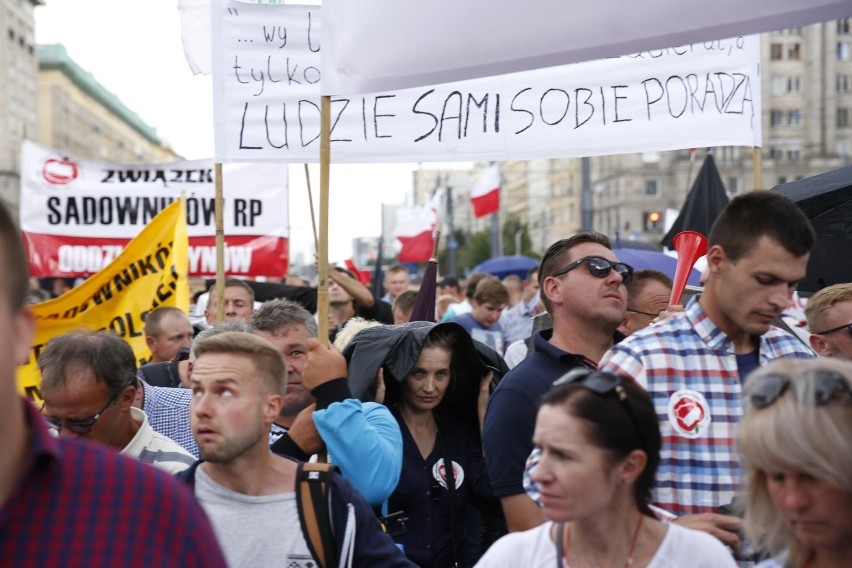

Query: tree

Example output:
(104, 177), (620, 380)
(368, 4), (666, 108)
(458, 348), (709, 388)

(438, 228), (491, 275)
(502, 215), (536, 257)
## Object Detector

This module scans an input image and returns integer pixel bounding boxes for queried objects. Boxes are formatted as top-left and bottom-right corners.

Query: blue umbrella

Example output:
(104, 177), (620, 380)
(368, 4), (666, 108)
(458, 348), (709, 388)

(473, 255), (538, 279)
(612, 247), (702, 287)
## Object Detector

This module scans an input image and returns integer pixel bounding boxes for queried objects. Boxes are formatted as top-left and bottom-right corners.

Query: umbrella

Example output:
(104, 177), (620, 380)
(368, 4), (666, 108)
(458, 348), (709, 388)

(661, 153), (730, 249)
(612, 247), (702, 287)
(473, 255), (538, 279)
(773, 165), (852, 293)
(409, 232), (441, 322)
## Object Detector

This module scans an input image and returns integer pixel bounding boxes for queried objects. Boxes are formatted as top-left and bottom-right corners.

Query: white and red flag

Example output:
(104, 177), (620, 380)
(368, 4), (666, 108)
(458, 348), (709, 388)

(471, 165), (500, 218)
(393, 205), (437, 263)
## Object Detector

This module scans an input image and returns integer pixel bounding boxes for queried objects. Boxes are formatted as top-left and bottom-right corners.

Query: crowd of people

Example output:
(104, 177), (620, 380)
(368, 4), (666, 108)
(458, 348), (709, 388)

(3, 190), (851, 568)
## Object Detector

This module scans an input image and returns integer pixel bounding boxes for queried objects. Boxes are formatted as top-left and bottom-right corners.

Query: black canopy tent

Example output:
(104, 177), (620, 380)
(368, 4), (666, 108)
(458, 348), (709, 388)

(773, 164), (852, 293)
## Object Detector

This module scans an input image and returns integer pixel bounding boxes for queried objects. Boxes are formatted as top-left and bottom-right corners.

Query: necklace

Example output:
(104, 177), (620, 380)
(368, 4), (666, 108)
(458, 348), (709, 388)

(563, 514), (644, 568)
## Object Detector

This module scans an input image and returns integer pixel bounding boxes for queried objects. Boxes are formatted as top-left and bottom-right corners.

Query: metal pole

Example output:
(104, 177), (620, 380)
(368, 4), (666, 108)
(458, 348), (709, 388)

(581, 156), (593, 230)
(446, 180), (457, 275)
(490, 212), (501, 257)
(214, 163), (225, 322)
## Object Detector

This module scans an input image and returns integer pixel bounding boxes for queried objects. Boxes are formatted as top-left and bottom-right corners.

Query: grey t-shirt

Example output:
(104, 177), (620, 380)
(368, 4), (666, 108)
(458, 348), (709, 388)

(195, 466), (313, 568)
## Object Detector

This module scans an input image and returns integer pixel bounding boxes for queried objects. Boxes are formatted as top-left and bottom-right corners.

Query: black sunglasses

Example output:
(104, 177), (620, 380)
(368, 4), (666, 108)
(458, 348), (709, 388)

(552, 256), (634, 285)
(750, 370), (852, 409)
(813, 321), (852, 337)
(552, 369), (644, 446)
(42, 389), (123, 435)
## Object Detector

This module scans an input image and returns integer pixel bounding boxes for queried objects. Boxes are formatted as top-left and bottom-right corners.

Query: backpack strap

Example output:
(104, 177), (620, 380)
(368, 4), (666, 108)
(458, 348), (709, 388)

(296, 462), (339, 568)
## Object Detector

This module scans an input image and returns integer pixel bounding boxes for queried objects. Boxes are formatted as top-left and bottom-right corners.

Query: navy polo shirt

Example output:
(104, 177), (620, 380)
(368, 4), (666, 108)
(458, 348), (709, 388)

(483, 329), (621, 497)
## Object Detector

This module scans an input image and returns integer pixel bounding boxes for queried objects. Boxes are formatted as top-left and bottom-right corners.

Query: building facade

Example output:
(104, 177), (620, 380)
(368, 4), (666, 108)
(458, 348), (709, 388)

(0, 0), (178, 215)
(414, 19), (852, 257)
(0, 0), (41, 210)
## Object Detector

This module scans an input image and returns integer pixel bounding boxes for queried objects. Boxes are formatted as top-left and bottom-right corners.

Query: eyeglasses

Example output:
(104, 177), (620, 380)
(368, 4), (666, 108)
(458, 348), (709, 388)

(750, 370), (852, 409)
(551, 256), (634, 285)
(627, 308), (660, 318)
(41, 390), (122, 435)
(813, 321), (852, 337)
(552, 368), (644, 447)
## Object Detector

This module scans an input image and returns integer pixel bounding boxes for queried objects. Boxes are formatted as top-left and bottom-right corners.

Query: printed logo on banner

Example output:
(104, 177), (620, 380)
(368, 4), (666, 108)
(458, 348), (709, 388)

(667, 389), (711, 439)
(432, 460), (464, 490)
(42, 158), (79, 185)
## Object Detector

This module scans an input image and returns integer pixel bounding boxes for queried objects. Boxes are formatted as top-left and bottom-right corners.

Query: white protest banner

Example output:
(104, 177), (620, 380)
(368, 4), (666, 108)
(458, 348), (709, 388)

(320, 0), (847, 95)
(20, 140), (288, 278)
(211, 0), (761, 164)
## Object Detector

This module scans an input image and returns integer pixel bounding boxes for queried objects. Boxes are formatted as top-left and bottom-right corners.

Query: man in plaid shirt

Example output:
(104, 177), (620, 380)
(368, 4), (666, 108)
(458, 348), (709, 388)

(601, 192), (816, 556)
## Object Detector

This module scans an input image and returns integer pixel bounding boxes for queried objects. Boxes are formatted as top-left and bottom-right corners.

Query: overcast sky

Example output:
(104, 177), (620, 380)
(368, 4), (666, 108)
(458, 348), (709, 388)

(33, 0), (431, 264)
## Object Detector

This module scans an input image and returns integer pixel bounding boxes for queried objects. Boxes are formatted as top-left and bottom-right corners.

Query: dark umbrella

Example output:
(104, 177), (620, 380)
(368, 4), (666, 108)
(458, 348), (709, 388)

(611, 247), (702, 286)
(473, 255), (538, 279)
(773, 164), (852, 292)
(371, 235), (385, 299)
(661, 153), (730, 249)
(409, 232), (441, 322)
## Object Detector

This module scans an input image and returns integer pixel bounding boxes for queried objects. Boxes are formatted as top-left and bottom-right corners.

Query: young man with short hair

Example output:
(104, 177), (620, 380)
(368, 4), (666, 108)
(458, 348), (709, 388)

(448, 276), (509, 353)
(805, 282), (852, 359)
(204, 277), (256, 325)
(380, 265), (410, 305)
(601, 191), (817, 553)
(184, 331), (412, 567)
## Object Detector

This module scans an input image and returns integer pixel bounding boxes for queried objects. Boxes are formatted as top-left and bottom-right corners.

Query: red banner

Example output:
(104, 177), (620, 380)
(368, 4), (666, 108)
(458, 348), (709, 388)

(23, 233), (288, 278)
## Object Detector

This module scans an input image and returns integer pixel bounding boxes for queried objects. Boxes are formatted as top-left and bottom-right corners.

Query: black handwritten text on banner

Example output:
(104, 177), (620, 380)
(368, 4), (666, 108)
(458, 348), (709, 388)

(211, 0), (761, 163)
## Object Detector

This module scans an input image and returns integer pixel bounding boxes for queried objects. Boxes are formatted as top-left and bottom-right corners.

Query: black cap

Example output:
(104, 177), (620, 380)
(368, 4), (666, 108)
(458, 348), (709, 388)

(437, 276), (460, 288)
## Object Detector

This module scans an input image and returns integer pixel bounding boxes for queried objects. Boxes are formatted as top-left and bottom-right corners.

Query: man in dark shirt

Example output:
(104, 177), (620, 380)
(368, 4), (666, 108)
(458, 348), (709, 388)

(0, 200), (226, 567)
(482, 231), (631, 532)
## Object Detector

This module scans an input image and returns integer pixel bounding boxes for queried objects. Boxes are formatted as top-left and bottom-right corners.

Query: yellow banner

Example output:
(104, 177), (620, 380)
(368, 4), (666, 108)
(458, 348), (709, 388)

(18, 198), (189, 402)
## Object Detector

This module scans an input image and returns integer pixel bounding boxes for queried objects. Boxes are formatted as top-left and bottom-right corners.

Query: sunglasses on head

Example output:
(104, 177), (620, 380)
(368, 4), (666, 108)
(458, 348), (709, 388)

(552, 256), (634, 285)
(552, 369), (644, 446)
(750, 370), (852, 409)
(813, 321), (852, 337)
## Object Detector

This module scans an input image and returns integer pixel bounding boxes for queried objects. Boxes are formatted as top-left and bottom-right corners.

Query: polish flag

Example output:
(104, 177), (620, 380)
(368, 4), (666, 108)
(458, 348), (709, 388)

(471, 164), (500, 218)
(393, 205), (437, 263)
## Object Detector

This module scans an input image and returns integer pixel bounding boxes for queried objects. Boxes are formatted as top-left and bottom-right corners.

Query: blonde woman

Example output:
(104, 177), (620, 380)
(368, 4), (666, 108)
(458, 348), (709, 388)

(739, 358), (852, 568)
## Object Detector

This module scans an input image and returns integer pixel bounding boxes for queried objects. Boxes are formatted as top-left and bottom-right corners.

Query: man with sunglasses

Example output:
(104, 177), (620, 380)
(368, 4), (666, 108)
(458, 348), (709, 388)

(39, 330), (195, 474)
(805, 283), (852, 359)
(0, 201), (226, 566)
(483, 231), (632, 532)
(600, 191), (816, 555)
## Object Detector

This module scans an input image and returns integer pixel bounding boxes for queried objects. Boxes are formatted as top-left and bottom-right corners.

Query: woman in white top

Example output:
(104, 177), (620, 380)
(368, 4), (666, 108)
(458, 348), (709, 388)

(475, 368), (736, 568)
(739, 358), (852, 568)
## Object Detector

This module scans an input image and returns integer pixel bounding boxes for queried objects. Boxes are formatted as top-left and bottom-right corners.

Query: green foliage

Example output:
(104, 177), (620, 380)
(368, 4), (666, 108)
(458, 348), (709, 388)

(438, 216), (539, 275)
(502, 215), (537, 257)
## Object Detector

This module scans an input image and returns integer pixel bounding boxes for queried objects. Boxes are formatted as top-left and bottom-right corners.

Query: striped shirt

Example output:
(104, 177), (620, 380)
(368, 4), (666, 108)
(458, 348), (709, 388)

(600, 297), (814, 516)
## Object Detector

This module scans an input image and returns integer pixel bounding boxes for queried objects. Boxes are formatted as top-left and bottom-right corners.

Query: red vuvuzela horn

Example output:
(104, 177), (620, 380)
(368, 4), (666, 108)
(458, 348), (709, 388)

(669, 231), (708, 305)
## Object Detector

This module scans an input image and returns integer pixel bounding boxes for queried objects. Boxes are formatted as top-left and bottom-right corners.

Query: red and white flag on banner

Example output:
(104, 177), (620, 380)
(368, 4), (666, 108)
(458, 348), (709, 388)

(393, 205), (437, 263)
(471, 164), (500, 218)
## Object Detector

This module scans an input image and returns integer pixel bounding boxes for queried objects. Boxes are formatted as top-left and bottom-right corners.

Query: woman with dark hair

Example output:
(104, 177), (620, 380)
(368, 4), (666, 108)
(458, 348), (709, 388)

(476, 368), (736, 567)
(344, 321), (504, 568)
